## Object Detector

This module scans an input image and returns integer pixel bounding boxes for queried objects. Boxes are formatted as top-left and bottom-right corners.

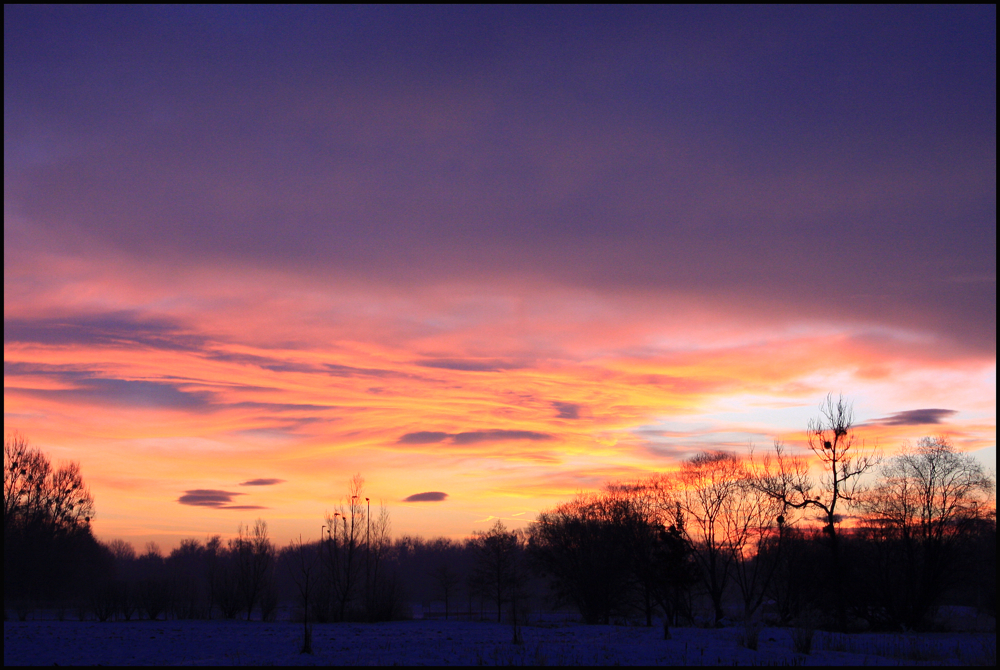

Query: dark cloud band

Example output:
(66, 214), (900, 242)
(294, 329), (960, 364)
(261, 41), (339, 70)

(239, 478), (285, 486)
(871, 409), (957, 426)
(397, 429), (553, 445)
(403, 491), (448, 502)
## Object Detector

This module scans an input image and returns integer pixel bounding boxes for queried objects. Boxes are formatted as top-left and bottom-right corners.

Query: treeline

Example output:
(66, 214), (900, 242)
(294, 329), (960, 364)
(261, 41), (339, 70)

(4, 396), (996, 631)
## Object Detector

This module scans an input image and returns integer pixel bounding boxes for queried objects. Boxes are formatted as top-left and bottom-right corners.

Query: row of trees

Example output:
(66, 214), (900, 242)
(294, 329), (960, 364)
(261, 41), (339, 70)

(525, 396), (995, 631)
(5, 395), (995, 631)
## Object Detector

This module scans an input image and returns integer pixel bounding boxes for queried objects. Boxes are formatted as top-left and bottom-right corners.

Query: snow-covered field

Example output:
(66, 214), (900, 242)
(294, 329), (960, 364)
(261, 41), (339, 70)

(3, 618), (995, 665)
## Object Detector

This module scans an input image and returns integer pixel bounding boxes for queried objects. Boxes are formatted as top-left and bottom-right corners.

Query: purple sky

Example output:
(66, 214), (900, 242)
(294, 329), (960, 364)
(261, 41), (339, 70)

(7, 6), (995, 347)
(4, 6), (995, 547)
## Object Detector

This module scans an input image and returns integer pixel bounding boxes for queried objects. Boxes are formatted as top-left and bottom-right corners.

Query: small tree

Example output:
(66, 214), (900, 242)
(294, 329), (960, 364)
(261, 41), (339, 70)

(471, 519), (527, 630)
(230, 519), (274, 620)
(286, 535), (318, 653)
(430, 563), (461, 620)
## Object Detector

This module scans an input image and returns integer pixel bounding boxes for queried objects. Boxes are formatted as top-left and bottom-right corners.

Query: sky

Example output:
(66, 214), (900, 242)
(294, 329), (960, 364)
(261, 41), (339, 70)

(4, 6), (996, 551)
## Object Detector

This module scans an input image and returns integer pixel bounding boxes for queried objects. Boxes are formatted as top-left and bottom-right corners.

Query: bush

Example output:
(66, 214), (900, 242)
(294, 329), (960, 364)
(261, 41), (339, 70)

(737, 620), (762, 650)
(791, 626), (814, 654)
(260, 587), (279, 622)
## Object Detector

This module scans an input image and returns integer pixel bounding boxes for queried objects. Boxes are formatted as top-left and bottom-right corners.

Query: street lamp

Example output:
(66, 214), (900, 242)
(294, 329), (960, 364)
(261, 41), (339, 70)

(366, 497), (371, 619)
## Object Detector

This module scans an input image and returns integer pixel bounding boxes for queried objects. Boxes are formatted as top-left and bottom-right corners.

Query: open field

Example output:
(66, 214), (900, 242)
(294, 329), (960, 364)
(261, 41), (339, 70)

(4, 619), (995, 666)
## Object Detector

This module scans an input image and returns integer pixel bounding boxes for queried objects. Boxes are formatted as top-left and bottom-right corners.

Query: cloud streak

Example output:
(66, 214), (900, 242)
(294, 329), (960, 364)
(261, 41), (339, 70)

(239, 478), (285, 486)
(177, 489), (265, 509)
(403, 491), (448, 502)
(5, 313), (205, 351)
(416, 359), (525, 372)
(397, 430), (554, 445)
(869, 409), (958, 426)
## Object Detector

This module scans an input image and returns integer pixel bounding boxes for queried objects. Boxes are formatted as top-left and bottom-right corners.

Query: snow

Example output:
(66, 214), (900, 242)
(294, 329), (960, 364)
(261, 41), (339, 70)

(4, 618), (995, 665)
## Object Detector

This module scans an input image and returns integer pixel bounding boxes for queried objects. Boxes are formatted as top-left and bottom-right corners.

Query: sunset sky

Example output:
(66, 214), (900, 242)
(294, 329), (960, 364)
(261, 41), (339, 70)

(4, 6), (995, 551)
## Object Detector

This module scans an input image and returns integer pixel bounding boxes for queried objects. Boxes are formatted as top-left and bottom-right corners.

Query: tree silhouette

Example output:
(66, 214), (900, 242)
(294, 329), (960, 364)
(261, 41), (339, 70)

(529, 492), (635, 624)
(861, 436), (995, 628)
(4, 432), (104, 616)
(471, 519), (526, 627)
(231, 519), (275, 621)
(430, 563), (461, 620)
(4, 431), (94, 535)
(675, 451), (743, 625)
(754, 394), (880, 629)
(285, 535), (318, 653)
(323, 474), (368, 620)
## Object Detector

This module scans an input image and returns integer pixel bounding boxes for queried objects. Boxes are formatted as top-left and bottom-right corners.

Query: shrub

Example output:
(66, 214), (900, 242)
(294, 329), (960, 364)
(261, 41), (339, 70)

(737, 621), (763, 650)
(791, 626), (814, 654)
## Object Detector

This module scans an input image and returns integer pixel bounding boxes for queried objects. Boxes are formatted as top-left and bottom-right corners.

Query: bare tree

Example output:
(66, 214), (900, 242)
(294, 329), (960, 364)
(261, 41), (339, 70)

(728, 457), (786, 621)
(286, 535), (318, 653)
(366, 502), (400, 621)
(603, 481), (668, 627)
(167, 538), (213, 619)
(4, 431), (94, 534)
(676, 450), (743, 625)
(231, 519), (274, 620)
(323, 474), (368, 620)
(5, 432), (102, 615)
(861, 436), (994, 627)
(639, 473), (696, 632)
(471, 519), (527, 632)
(870, 436), (993, 542)
(106, 538), (137, 562)
(430, 563), (461, 620)
(754, 394), (880, 629)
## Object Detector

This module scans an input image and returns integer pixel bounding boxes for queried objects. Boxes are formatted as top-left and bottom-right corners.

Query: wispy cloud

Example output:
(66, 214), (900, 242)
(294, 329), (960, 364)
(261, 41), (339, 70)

(3, 6), (994, 549)
(416, 359), (524, 372)
(452, 430), (553, 445)
(239, 478), (286, 486)
(397, 429), (554, 445)
(552, 401), (581, 419)
(5, 312), (205, 351)
(6, 370), (216, 411)
(177, 489), (266, 509)
(403, 491), (448, 502)
(869, 409), (958, 426)
(397, 431), (451, 444)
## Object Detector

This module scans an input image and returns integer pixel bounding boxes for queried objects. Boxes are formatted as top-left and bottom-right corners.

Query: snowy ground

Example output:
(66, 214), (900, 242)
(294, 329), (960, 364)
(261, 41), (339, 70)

(4, 618), (995, 665)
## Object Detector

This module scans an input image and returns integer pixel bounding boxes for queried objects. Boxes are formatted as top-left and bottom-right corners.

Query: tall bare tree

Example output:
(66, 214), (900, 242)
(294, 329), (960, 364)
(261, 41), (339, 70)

(676, 450), (743, 625)
(286, 535), (318, 653)
(323, 474), (368, 620)
(754, 394), (880, 628)
(229, 519), (275, 620)
(366, 502), (399, 621)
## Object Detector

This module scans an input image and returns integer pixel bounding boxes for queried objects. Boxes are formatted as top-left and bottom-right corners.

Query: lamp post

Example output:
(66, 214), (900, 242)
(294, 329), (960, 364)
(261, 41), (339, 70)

(366, 497), (371, 617)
